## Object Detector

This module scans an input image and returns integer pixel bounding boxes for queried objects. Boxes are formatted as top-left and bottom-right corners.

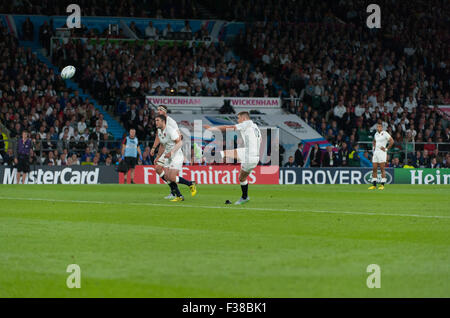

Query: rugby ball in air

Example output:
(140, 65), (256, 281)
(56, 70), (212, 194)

(61, 65), (76, 79)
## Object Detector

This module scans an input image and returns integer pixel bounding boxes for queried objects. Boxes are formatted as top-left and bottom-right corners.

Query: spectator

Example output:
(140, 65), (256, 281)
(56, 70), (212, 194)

(403, 159), (415, 169)
(96, 114), (108, 134)
(348, 144), (361, 167)
(145, 21), (157, 39)
(89, 126), (103, 143)
(162, 23), (173, 38)
(391, 157), (403, 168)
(82, 156), (93, 166)
(0, 129), (5, 158)
(141, 147), (152, 165)
(57, 153), (68, 166)
(429, 157), (440, 169)
(310, 144), (321, 167)
(180, 20), (192, 33)
(294, 143), (304, 167)
(22, 17), (34, 41)
(284, 156), (296, 167)
(322, 146), (337, 167)
(45, 151), (56, 166)
(422, 150), (431, 168)
(38, 21), (52, 53)
(443, 154), (450, 168)
(424, 138), (436, 153)
(431, 149), (442, 165)
(3, 148), (15, 166)
(71, 154), (80, 165)
(81, 147), (94, 162)
(338, 142), (350, 166)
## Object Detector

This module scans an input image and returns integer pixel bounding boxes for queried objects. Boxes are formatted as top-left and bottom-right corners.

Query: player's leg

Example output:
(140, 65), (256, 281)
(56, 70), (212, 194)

(16, 159), (22, 184)
(369, 160), (378, 190)
(172, 153), (197, 196)
(379, 162), (386, 190)
(130, 168), (135, 184)
(130, 157), (137, 183)
(236, 169), (250, 204)
(23, 159), (30, 184)
(123, 158), (129, 184)
(16, 171), (21, 184)
(168, 153), (197, 200)
(220, 149), (239, 162)
(174, 174), (197, 196)
(165, 168), (184, 201)
(18, 159), (26, 184)
(155, 157), (176, 199)
(235, 163), (257, 204)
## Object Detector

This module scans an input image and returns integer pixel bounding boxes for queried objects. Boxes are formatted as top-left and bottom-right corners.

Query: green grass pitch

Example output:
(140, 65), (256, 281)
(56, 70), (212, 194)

(0, 184), (449, 297)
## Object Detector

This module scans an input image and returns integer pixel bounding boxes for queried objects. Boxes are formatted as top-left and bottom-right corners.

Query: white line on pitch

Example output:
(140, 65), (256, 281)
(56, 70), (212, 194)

(0, 196), (449, 220)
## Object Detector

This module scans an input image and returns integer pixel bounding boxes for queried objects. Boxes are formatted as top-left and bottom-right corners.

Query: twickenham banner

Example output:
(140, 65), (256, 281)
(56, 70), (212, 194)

(121, 165), (280, 185)
(394, 168), (450, 184)
(146, 96), (281, 108)
(0, 166), (118, 184)
(279, 167), (395, 185)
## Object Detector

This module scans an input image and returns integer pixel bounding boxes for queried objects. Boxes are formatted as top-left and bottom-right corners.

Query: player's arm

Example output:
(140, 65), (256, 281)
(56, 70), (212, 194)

(203, 124), (236, 132)
(386, 137), (394, 151)
(372, 139), (376, 151)
(150, 135), (160, 156)
(165, 136), (182, 158)
(121, 140), (126, 159)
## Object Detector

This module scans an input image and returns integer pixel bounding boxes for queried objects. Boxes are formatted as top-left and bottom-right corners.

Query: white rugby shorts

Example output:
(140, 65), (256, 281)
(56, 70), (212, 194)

(156, 156), (169, 168)
(372, 150), (387, 163)
(236, 148), (259, 172)
(167, 152), (184, 171)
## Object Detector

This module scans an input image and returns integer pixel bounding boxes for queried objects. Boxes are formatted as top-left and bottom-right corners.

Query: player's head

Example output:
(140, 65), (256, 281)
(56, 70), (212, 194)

(129, 128), (136, 138)
(376, 122), (383, 133)
(155, 114), (167, 129)
(22, 130), (28, 139)
(237, 111), (250, 123)
(157, 105), (168, 115)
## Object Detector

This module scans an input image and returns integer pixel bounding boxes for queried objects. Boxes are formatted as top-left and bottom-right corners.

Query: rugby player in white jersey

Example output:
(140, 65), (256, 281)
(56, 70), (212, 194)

(369, 123), (394, 190)
(204, 111), (261, 204)
(150, 105), (181, 199)
(154, 114), (197, 201)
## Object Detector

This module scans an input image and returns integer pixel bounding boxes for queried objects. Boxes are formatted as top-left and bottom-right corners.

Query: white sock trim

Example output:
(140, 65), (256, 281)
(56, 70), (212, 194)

(381, 178), (387, 183)
(158, 171), (167, 183)
(220, 151), (224, 158)
(372, 177), (377, 182)
(176, 176), (179, 183)
(240, 180), (248, 186)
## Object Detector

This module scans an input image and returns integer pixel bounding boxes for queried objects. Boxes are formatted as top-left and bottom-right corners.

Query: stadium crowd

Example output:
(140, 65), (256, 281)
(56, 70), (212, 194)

(0, 26), (128, 167)
(0, 0), (200, 19)
(232, 0), (449, 167)
(1, 0), (449, 169)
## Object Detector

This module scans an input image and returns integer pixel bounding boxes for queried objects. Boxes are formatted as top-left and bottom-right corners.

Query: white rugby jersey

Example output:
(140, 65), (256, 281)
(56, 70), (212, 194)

(166, 115), (179, 131)
(374, 131), (392, 151)
(158, 124), (182, 156)
(235, 119), (261, 162)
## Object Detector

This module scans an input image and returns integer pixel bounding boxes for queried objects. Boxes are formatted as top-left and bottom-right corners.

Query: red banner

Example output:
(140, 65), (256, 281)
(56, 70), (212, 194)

(119, 165), (279, 185)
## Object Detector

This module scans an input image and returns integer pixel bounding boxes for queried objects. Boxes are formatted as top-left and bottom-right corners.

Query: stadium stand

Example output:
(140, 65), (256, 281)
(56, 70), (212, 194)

(231, 0), (449, 166)
(0, 26), (122, 166)
(0, 0), (200, 19)
(0, 0), (449, 168)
